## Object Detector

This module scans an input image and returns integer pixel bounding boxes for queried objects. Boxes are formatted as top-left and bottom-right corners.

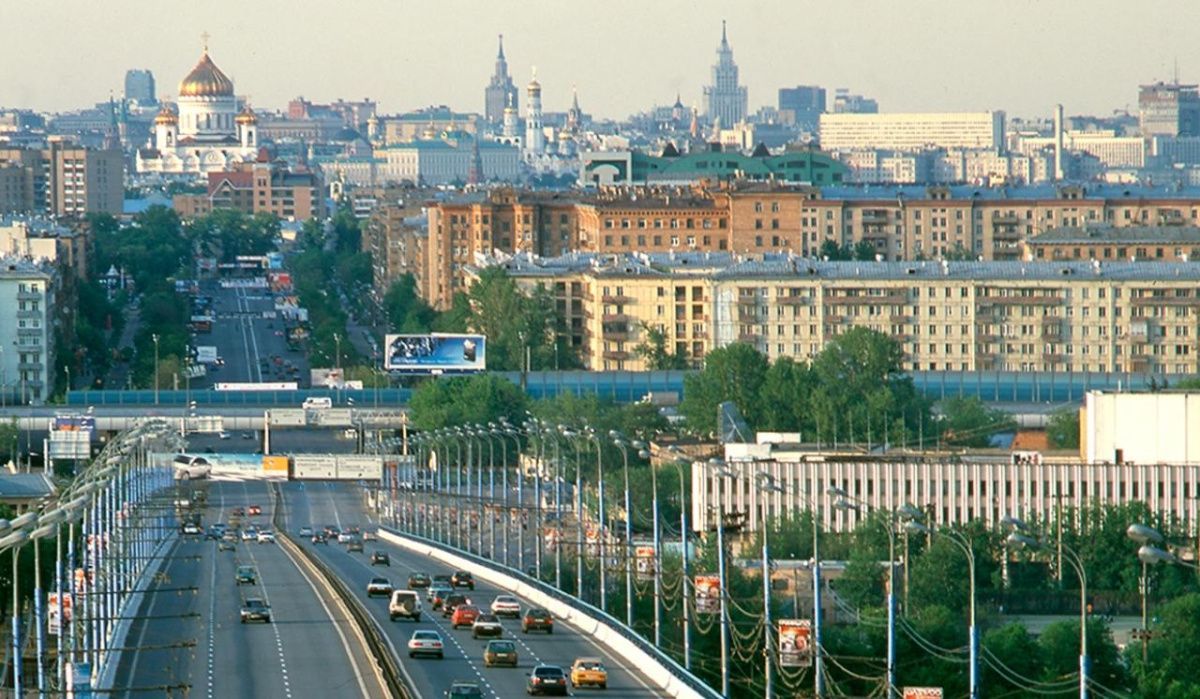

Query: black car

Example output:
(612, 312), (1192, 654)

(522, 608), (553, 634)
(370, 551), (390, 566)
(450, 571), (475, 590)
(407, 572), (431, 588)
(446, 682), (484, 698)
(311, 533), (328, 545)
(240, 598), (271, 624)
(526, 665), (568, 696)
(442, 594), (470, 617)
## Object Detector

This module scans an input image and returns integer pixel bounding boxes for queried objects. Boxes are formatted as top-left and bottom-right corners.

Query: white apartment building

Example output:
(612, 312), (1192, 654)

(1012, 130), (1146, 169)
(0, 258), (57, 403)
(691, 439), (1200, 535)
(819, 111), (1006, 152)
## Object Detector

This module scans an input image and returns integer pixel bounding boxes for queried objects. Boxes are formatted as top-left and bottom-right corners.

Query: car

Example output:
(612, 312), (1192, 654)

(222, 531), (238, 543)
(471, 613), (503, 639)
(218, 539), (235, 552)
(366, 577), (393, 597)
(240, 598), (271, 623)
(298, 526), (314, 537)
(218, 431), (231, 440)
(388, 589), (422, 622)
(338, 532), (354, 544)
(408, 572), (431, 588)
(490, 595), (521, 618)
(241, 529), (257, 542)
(522, 608), (553, 634)
(442, 594), (471, 617)
(569, 657), (608, 689)
(205, 527), (222, 540)
(406, 629), (444, 658)
(451, 604), (481, 629)
(311, 533), (328, 545)
(526, 665), (569, 696)
(231, 507), (245, 517)
(181, 523), (201, 536)
(324, 525), (341, 539)
(370, 551), (390, 566)
(248, 505), (262, 516)
(483, 639), (519, 668)
(362, 530), (378, 541)
(445, 682), (484, 698)
(235, 566), (257, 585)
(432, 574), (453, 587)
(346, 538), (364, 553)
(428, 584), (452, 609)
(450, 571), (475, 590)
(257, 530), (276, 544)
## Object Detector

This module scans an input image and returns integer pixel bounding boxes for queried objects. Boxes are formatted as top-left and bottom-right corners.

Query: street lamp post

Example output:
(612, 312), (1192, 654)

(611, 433), (640, 629)
(1007, 518), (1089, 699)
(707, 459), (735, 699)
(638, 448), (663, 647)
(665, 448), (692, 671)
(944, 528), (980, 699)
(1127, 523), (1174, 668)
(586, 429), (608, 613)
(151, 333), (160, 405)
(756, 472), (784, 698)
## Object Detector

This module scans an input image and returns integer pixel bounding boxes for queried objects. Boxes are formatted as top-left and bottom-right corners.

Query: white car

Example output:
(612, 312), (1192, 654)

(366, 577), (393, 597)
(471, 614), (504, 639)
(406, 629), (444, 659)
(218, 432), (231, 440)
(338, 532), (354, 544)
(241, 529), (257, 542)
(256, 531), (276, 544)
(490, 595), (521, 618)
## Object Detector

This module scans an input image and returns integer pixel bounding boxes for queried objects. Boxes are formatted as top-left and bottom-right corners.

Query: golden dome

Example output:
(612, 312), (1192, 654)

(235, 106), (257, 125)
(179, 51), (234, 98)
(154, 105), (177, 125)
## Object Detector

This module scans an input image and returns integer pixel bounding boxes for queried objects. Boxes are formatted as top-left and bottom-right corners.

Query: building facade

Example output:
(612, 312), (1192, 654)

(819, 111), (1006, 152)
(0, 142), (122, 217)
(1023, 225), (1200, 262)
(124, 69), (156, 106)
(484, 35), (518, 124)
(778, 86), (826, 130)
(1139, 82), (1200, 138)
(173, 154), (325, 221)
(489, 252), (1200, 376)
(702, 22), (747, 127)
(0, 258), (58, 404)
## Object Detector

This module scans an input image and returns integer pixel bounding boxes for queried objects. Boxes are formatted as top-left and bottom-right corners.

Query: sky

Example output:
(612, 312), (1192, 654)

(5, 0), (1200, 121)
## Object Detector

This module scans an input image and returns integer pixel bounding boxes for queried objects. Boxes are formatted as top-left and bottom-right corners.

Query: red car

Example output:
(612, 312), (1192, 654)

(248, 505), (262, 516)
(451, 604), (481, 629)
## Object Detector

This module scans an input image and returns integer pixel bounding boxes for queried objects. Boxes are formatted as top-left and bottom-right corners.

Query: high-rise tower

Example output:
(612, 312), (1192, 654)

(702, 21), (747, 126)
(484, 35), (519, 124)
(524, 68), (545, 157)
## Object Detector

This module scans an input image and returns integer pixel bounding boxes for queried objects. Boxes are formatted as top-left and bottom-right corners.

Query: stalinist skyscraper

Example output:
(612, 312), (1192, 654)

(484, 35), (518, 124)
(702, 21), (748, 127)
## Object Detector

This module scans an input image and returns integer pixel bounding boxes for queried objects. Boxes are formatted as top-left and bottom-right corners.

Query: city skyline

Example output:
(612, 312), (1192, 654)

(5, 0), (1200, 121)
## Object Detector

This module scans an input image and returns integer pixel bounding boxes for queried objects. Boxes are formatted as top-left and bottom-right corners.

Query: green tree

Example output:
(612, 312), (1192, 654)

(1040, 619), (1129, 692)
(408, 374), (529, 431)
(633, 324), (688, 370)
(982, 623), (1045, 694)
(384, 274), (437, 332)
(336, 251), (373, 290)
(1047, 407), (1081, 449)
(679, 342), (769, 434)
(462, 268), (577, 370)
(819, 239), (850, 260)
(1136, 593), (1200, 697)
(943, 242), (977, 261)
(852, 239), (877, 261)
(758, 356), (814, 432)
(939, 396), (1017, 448)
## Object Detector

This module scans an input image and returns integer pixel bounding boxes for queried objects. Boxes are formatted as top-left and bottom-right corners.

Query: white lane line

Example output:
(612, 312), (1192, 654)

(236, 290), (255, 384)
(246, 290), (264, 382)
(240, 483), (293, 699)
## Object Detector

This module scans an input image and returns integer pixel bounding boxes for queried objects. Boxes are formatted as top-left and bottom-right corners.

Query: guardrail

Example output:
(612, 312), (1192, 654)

(270, 484), (415, 699)
(377, 526), (722, 699)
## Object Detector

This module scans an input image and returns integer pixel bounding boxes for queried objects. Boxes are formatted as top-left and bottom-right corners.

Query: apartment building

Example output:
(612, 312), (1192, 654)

(1023, 225), (1200, 262)
(488, 252), (1200, 376)
(173, 155), (325, 221)
(818, 111), (1006, 151)
(0, 142), (123, 217)
(361, 191), (430, 301)
(0, 258), (58, 404)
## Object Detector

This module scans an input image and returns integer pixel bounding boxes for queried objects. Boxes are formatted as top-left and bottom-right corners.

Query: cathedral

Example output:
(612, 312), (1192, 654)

(136, 45), (259, 175)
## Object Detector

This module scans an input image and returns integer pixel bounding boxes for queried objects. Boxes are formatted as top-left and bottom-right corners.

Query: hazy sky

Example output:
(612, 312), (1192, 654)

(5, 0), (1200, 121)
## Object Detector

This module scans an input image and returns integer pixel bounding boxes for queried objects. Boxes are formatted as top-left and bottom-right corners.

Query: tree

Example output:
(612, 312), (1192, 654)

(384, 274), (436, 333)
(943, 242), (977, 261)
(939, 396), (1016, 448)
(461, 268), (577, 371)
(679, 343), (769, 434)
(1047, 407), (1080, 449)
(758, 357), (814, 432)
(982, 623), (1044, 694)
(819, 239), (849, 260)
(852, 239), (877, 261)
(1040, 618), (1129, 692)
(408, 374), (529, 431)
(1136, 593), (1200, 697)
(633, 324), (688, 370)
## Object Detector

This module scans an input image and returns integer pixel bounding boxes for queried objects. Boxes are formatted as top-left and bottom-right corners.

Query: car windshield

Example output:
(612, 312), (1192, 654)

(535, 667), (564, 677)
(528, 609), (549, 617)
(244, 599), (266, 608)
(412, 631), (438, 640)
(577, 661), (604, 670)
(489, 641), (515, 651)
(476, 614), (497, 623)
(370, 577), (388, 585)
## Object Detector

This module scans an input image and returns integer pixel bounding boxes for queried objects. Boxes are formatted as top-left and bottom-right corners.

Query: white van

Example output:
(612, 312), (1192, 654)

(302, 396), (332, 410)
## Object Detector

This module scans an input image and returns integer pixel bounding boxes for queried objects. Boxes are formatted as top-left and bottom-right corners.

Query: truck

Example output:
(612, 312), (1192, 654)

(195, 346), (219, 365)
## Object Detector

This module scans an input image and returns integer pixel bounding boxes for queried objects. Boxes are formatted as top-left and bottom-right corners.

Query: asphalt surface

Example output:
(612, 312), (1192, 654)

(110, 481), (379, 699)
(281, 480), (662, 699)
(192, 282), (310, 390)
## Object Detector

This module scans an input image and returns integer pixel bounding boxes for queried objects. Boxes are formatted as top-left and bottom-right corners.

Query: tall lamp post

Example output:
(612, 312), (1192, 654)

(707, 458), (736, 699)
(665, 447), (693, 671)
(610, 433), (643, 629)
(1007, 517), (1089, 699)
(756, 472), (785, 699)
(585, 428), (608, 613)
(637, 448), (663, 647)
(151, 333), (160, 405)
(1127, 523), (1180, 668)
(941, 526), (979, 699)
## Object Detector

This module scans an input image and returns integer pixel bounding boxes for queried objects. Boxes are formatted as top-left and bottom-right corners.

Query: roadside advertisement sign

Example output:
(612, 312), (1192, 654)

(779, 619), (813, 668)
(635, 545), (655, 581)
(694, 574), (721, 614)
(384, 333), (486, 374)
(903, 689), (943, 699)
(48, 592), (72, 635)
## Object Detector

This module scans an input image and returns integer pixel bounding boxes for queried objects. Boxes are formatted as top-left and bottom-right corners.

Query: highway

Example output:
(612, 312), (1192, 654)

(280, 480), (662, 699)
(195, 281), (310, 390)
(110, 481), (382, 699)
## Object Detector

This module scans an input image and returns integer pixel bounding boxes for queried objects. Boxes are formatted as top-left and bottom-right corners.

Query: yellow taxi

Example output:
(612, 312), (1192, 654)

(569, 657), (608, 689)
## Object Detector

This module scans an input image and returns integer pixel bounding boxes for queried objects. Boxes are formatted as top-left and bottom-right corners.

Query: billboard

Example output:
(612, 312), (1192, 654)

(903, 689), (943, 699)
(779, 619), (813, 668)
(635, 545), (656, 581)
(48, 593), (72, 635)
(694, 574), (721, 615)
(384, 333), (485, 374)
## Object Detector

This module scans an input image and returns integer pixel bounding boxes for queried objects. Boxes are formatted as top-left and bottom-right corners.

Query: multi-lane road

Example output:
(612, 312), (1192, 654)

(194, 282), (309, 390)
(111, 481), (381, 698)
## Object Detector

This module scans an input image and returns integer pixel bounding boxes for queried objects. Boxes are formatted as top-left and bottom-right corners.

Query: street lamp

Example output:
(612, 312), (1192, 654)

(665, 446), (693, 671)
(610, 432), (640, 629)
(151, 333), (160, 405)
(832, 488), (923, 699)
(1127, 523), (1174, 667)
(1006, 517), (1089, 699)
(560, 427), (585, 600)
(637, 447), (663, 647)
(940, 526), (979, 699)
(756, 471), (785, 698)
(707, 458), (736, 699)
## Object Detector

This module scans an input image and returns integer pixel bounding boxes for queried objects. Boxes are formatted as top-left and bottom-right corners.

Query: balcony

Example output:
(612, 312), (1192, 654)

(602, 294), (636, 305)
(602, 313), (632, 323)
(1131, 295), (1200, 307)
(980, 295), (1064, 306)
(602, 330), (633, 341)
(16, 310), (41, 320)
(776, 295), (809, 306)
(737, 333), (762, 342)
(825, 292), (908, 306)
(602, 351), (631, 361)
(862, 210), (890, 224)
(16, 290), (41, 301)
(991, 213), (1020, 224)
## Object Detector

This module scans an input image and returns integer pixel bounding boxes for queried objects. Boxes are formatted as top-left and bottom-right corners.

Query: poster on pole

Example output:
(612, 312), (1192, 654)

(694, 574), (721, 615)
(47, 592), (72, 635)
(779, 619), (813, 668)
(635, 545), (655, 581)
(903, 689), (944, 699)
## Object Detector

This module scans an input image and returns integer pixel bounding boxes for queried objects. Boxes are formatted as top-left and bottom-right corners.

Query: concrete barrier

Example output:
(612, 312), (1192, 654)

(378, 527), (720, 699)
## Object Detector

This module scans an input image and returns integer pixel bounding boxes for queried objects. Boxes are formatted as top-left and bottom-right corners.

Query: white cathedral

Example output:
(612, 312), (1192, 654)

(136, 47), (259, 175)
